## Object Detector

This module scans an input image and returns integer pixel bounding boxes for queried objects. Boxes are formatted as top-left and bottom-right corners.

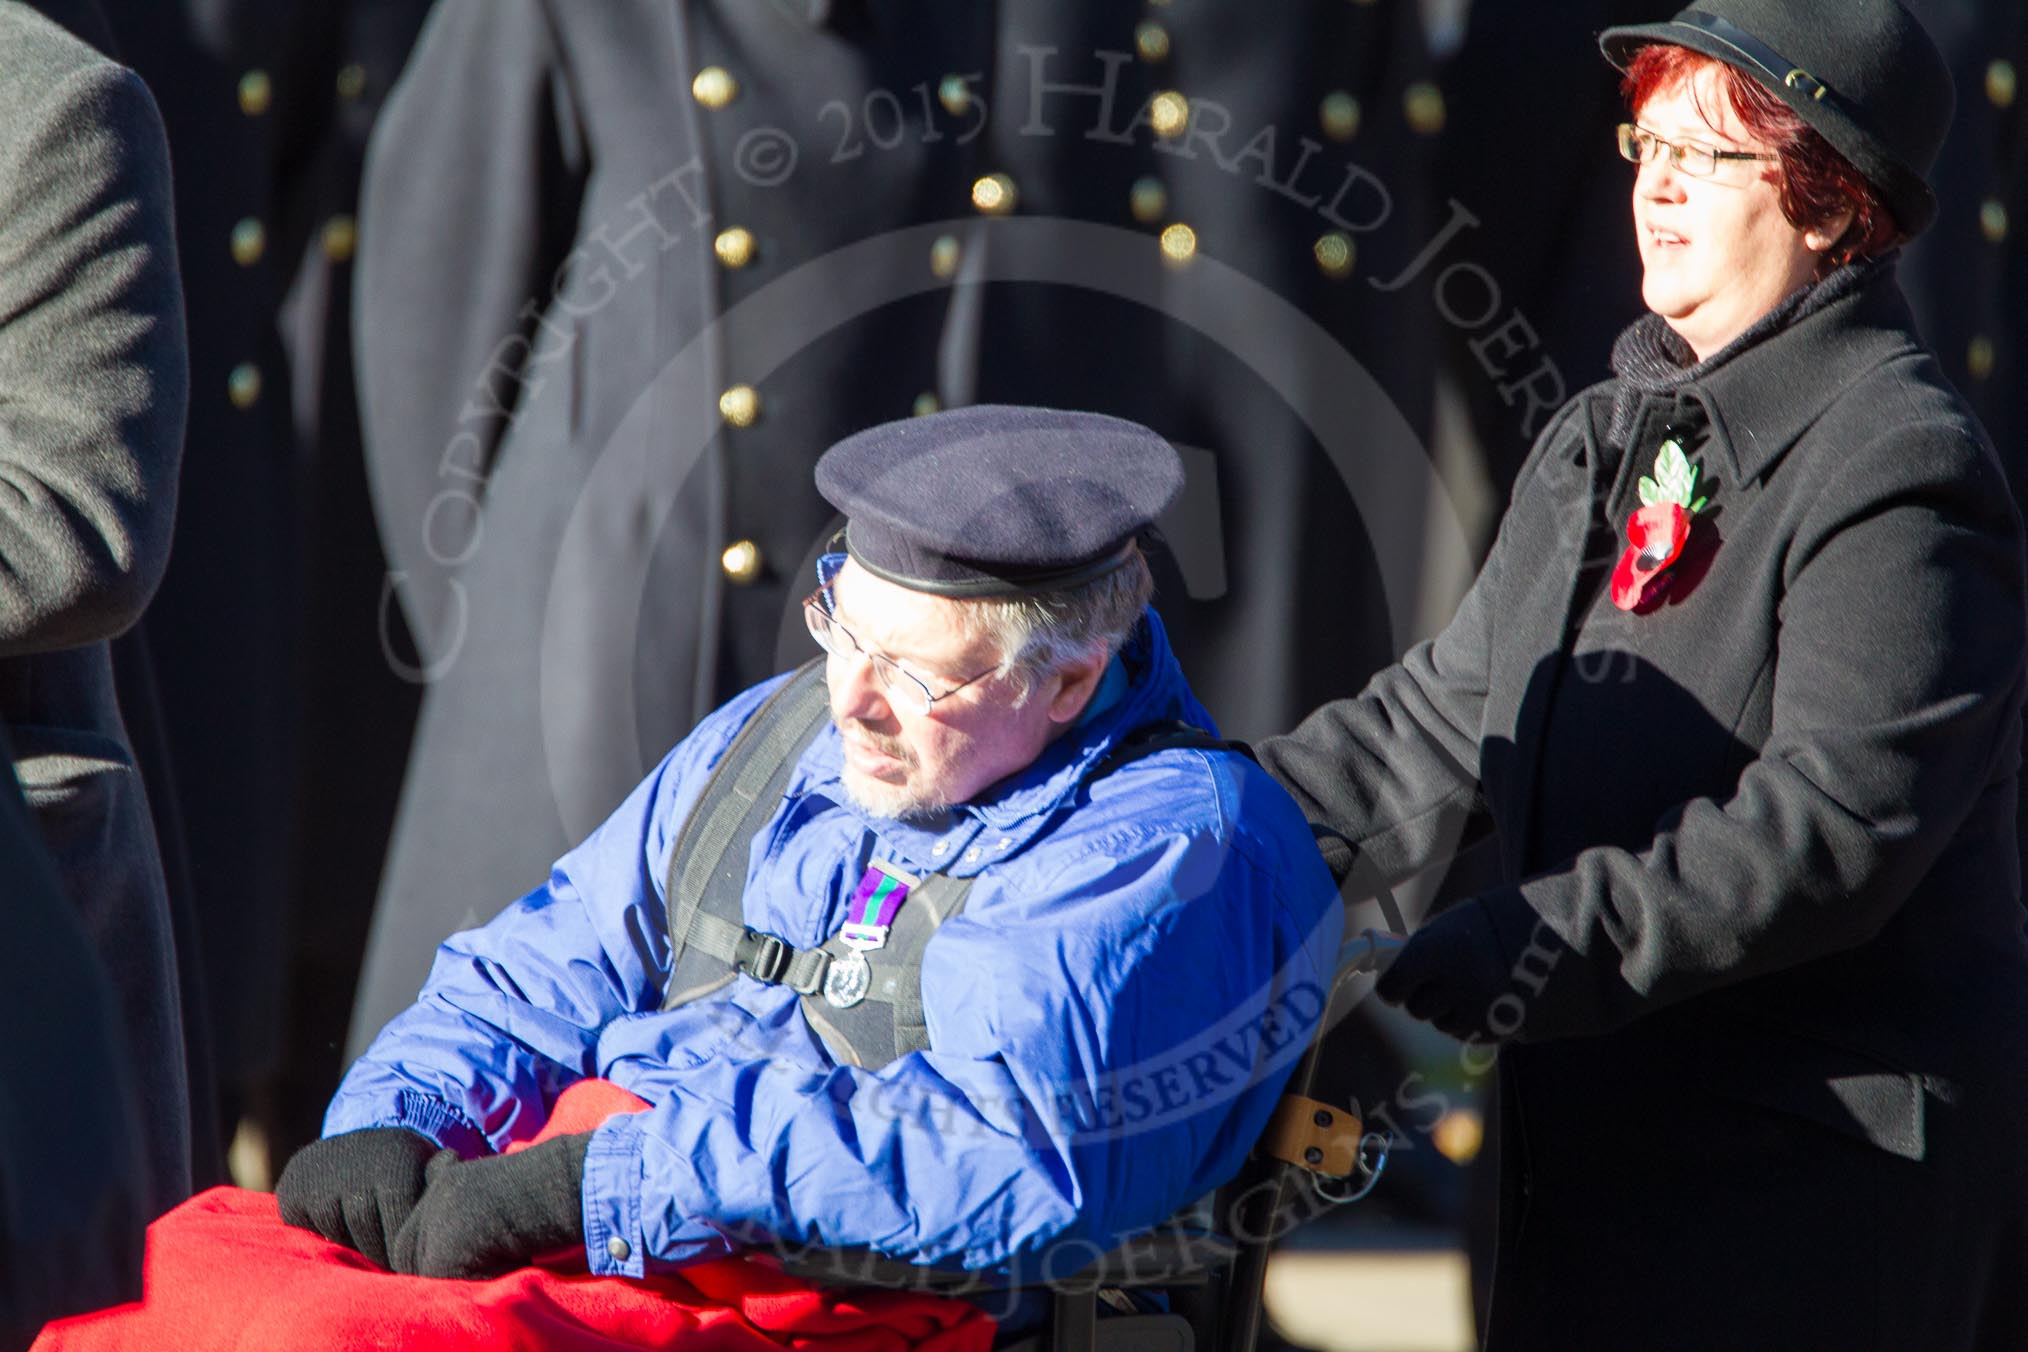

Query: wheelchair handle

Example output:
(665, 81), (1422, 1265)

(1338, 928), (1406, 976)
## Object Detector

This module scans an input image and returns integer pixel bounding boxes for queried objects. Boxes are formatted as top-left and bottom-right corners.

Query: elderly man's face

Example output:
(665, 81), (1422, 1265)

(823, 560), (1102, 821)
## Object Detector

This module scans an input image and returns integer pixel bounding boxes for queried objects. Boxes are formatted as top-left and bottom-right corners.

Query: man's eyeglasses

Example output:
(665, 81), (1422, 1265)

(802, 588), (997, 716)
(1616, 123), (1777, 179)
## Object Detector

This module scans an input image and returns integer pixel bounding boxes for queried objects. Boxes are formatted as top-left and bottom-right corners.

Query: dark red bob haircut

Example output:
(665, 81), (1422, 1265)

(1624, 44), (1904, 271)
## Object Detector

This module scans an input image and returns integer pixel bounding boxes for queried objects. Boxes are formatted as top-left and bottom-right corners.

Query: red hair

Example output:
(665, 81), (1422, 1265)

(1624, 44), (1902, 270)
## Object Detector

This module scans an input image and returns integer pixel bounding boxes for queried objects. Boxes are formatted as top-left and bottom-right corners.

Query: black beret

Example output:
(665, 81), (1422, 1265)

(814, 405), (1183, 598)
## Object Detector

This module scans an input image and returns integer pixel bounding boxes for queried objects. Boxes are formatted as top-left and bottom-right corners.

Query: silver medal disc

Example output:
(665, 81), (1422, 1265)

(823, 949), (872, 1008)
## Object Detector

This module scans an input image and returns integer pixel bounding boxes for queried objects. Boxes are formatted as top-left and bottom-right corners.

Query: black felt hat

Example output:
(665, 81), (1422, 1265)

(814, 405), (1182, 598)
(1600, 0), (1954, 235)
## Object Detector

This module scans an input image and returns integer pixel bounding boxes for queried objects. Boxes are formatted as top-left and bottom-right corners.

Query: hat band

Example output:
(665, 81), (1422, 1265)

(844, 525), (1137, 599)
(1670, 11), (1842, 105)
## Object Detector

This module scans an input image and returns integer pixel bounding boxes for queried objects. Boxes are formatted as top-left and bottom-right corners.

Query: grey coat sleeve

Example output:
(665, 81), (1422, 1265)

(1252, 414), (1583, 884)
(1490, 419), (2028, 1039)
(354, 0), (586, 651)
(0, 61), (183, 655)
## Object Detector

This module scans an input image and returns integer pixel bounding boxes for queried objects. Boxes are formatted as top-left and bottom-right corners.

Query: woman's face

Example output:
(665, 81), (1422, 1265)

(1631, 65), (1838, 360)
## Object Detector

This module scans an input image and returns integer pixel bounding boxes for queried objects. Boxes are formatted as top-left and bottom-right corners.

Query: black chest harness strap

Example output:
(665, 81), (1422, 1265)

(660, 658), (1253, 1068)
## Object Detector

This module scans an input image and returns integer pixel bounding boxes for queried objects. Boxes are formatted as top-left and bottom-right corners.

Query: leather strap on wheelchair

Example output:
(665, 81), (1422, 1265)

(1259, 1094), (1364, 1178)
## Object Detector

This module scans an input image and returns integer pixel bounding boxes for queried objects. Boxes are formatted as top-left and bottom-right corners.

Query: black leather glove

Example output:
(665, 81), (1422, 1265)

(390, 1131), (592, 1280)
(1374, 899), (1516, 1041)
(275, 1126), (443, 1268)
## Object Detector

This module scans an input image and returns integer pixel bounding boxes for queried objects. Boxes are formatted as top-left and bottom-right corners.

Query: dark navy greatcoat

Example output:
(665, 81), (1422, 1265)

(1263, 261), (2028, 1350)
(347, 0), (1447, 1050)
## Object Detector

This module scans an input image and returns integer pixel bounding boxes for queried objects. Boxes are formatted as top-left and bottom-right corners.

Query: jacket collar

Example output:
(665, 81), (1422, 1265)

(1670, 258), (1922, 487)
(793, 609), (1210, 877)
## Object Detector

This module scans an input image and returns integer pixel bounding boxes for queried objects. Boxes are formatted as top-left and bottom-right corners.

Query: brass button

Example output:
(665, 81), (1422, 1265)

(938, 75), (971, 117)
(1404, 82), (1446, 135)
(1314, 231), (1355, 280)
(227, 362), (262, 410)
(1134, 21), (1170, 63)
(1989, 60), (2018, 109)
(230, 217), (266, 267)
(1129, 176), (1167, 225)
(691, 66), (738, 109)
(606, 1236), (631, 1263)
(718, 384), (760, 428)
(929, 234), (961, 279)
(1319, 90), (1361, 141)
(1149, 90), (1190, 139)
(238, 70), (272, 117)
(713, 227), (757, 269)
(1980, 199), (2009, 244)
(721, 539), (763, 584)
(336, 63), (367, 101)
(321, 215), (358, 263)
(1159, 222), (1197, 266)
(1968, 336), (1996, 381)
(912, 392), (941, 417)
(971, 173), (1017, 215)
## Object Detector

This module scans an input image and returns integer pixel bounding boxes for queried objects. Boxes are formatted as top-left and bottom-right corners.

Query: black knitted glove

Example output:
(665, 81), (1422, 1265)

(1374, 899), (1516, 1041)
(389, 1131), (592, 1280)
(275, 1126), (443, 1268)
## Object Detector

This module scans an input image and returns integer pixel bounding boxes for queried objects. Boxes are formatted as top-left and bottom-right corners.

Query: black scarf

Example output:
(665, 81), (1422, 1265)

(1604, 255), (1889, 449)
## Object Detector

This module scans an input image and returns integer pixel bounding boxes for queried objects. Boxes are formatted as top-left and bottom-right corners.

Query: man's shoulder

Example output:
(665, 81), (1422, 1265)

(1039, 732), (1330, 896)
(0, 5), (132, 127)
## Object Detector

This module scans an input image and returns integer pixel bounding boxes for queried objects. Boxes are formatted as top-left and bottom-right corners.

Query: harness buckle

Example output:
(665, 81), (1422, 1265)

(742, 929), (791, 984)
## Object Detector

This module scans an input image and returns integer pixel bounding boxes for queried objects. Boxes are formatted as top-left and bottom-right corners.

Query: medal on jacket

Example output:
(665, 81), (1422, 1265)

(824, 859), (918, 1008)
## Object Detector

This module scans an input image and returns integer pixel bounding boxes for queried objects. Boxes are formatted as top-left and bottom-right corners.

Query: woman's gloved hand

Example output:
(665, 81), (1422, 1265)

(1374, 899), (1517, 1041)
(390, 1131), (592, 1280)
(275, 1126), (443, 1268)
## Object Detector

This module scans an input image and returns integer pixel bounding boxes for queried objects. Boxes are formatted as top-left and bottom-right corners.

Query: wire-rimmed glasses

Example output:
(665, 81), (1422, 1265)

(802, 588), (997, 716)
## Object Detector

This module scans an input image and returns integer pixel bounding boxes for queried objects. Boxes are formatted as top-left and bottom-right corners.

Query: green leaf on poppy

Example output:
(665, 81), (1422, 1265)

(1690, 495), (1707, 513)
(1638, 477), (1659, 506)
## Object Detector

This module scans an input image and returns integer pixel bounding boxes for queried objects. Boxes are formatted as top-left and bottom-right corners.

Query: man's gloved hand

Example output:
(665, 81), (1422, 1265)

(390, 1131), (592, 1280)
(275, 1126), (443, 1268)
(1373, 899), (1516, 1041)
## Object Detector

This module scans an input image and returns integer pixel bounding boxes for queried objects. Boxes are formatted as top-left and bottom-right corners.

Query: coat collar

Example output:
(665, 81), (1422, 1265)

(1665, 260), (1924, 488)
(792, 609), (1212, 877)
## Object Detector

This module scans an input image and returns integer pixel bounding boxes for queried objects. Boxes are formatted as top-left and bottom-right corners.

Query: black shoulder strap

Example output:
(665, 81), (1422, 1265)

(1084, 718), (1256, 785)
(661, 660), (831, 1006)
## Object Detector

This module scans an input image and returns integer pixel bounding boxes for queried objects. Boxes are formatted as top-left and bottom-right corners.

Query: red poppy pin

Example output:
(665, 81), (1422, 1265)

(1611, 439), (1708, 611)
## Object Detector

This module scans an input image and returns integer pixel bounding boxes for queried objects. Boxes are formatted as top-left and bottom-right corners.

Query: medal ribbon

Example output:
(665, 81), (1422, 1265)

(846, 860), (914, 930)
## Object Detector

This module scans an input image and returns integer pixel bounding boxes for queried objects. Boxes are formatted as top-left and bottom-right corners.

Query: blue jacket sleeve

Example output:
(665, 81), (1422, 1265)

(322, 678), (786, 1154)
(581, 792), (1341, 1278)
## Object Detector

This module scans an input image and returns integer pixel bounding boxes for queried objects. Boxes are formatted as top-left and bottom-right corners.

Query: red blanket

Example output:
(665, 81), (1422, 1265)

(36, 1081), (996, 1352)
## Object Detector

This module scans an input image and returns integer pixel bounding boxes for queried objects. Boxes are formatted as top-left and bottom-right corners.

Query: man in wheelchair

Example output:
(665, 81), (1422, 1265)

(39, 408), (1342, 1352)
(277, 405), (1342, 1296)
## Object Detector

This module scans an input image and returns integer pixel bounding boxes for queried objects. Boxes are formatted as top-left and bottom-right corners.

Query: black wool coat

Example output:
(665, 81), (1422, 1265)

(1261, 262), (2028, 1351)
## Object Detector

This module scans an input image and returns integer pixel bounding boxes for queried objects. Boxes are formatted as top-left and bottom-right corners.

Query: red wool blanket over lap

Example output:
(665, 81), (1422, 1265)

(35, 1080), (995, 1352)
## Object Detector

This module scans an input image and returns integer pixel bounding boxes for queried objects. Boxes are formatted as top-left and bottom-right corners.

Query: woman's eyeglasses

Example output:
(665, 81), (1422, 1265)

(1616, 123), (1777, 179)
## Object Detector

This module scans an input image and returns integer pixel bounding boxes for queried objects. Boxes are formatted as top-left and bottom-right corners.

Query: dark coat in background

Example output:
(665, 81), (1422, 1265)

(0, 1), (190, 1219)
(347, 0), (1450, 1051)
(1261, 263), (2028, 1350)
(97, 0), (432, 1163)
(1434, 0), (1653, 498)
(0, 726), (150, 1350)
